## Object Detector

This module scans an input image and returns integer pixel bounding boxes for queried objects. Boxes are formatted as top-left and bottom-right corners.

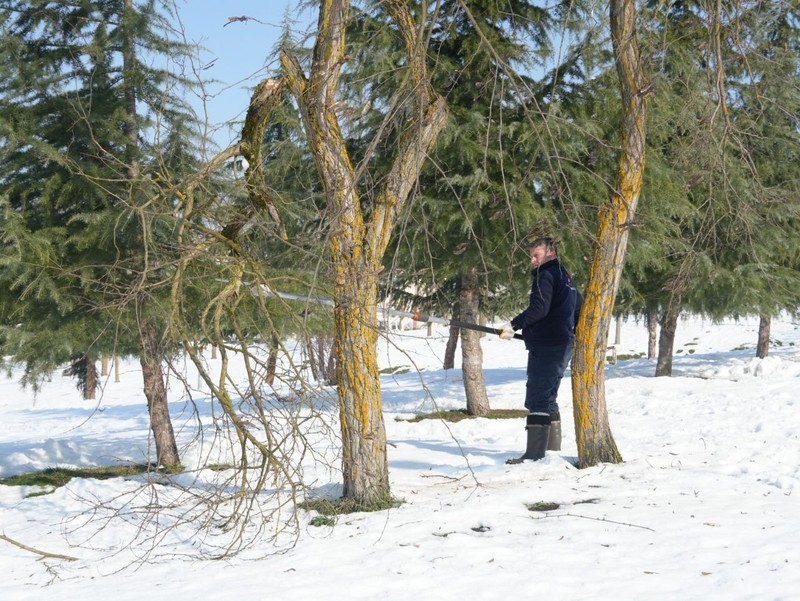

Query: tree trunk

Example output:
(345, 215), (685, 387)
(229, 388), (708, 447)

(101, 354), (109, 377)
(304, 335), (320, 383)
(85, 355), (97, 400)
(608, 314), (622, 365)
(460, 267), (490, 416)
(655, 295), (681, 377)
(266, 332), (279, 386)
(332, 276), (389, 503)
(324, 342), (336, 385)
(443, 325), (459, 370)
(443, 300), (460, 370)
(647, 309), (658, 359)
(281, 0), (447, 505)
(572, 0), (648, 469)
(313, 335), (336, 385)
(63, 353), (98, 400)
(757, 314), (771, 359)
(114, 353), (120, 383)
(139, 320), (180, 468)
(121, 0), (178, 468)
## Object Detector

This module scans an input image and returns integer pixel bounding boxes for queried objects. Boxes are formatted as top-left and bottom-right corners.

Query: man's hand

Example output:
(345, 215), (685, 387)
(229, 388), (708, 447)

(498, 324), (515, 340)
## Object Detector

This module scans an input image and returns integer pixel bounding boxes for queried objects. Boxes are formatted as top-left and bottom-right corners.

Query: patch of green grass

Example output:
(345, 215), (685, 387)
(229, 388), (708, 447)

(300, 495), (403, 527)
(379, 365), (411, 375)
(401, 408), (527, 423)
(615, 353), (645, 361)
(206, 463), (237, 472)
(733, 339), (790, 352)
(526, 501), (560, 512)
(1, 464), (154, 496)
(309, 515), (336, 527)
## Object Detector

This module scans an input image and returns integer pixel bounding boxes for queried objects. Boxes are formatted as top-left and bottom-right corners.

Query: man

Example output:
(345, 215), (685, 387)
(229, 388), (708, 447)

(499, 237), (582, 463)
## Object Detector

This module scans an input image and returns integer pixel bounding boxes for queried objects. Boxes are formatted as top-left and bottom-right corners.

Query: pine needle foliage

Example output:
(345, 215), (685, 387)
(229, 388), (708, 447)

(0, 0), (201, 388)
(342, 1), (563, 319)
(626, 0), (800, 320)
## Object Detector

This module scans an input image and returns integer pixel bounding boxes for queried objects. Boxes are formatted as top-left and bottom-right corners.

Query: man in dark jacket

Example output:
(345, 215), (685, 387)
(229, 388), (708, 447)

(499, 237), (582, 463)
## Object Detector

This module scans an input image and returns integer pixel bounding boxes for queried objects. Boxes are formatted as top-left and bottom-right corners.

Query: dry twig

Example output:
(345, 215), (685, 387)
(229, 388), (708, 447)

(0, 533), (79, 562)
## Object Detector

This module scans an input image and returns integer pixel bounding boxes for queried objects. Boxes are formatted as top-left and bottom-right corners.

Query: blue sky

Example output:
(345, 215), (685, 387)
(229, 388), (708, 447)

(174, 1), (315, 147)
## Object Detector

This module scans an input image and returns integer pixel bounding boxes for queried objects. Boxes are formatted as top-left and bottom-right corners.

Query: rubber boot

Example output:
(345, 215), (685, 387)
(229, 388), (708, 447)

(506, 424), (550, 464)
(547, 411), (561, 451)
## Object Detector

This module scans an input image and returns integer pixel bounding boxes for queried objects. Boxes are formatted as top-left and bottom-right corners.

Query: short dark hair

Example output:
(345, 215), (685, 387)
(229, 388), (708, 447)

(530, 237), (557, 255)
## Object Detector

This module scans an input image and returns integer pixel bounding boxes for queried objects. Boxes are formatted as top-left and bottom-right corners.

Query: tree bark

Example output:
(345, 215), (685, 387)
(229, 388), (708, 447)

(266, 331), (279, 386)
(655, 302), (680, 377)
(85, 355), (97, 400)
(324, 340), (336, 385)
(121, 0), (177, 468)
(281, 0), (447, 504)
(757, 314), (771, 359)
(139, 320), (180, 468)
(332, 277), (388, 502)
(443, 301), (460, 370)
(571, 0), (649, 468)
(460, 267), (490, 416)
(303, 335), (320, 383)
(311, 335), (336, 385)
(647, 309), (658, 359)
(63, 353), (98, 400)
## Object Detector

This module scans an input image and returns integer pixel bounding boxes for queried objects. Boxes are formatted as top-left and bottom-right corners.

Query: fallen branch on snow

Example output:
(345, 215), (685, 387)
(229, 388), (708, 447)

(1, 533), (79, 561)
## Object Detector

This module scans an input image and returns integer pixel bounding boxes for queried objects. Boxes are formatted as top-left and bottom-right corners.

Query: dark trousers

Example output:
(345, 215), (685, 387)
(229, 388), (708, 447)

(524, 342), (574, 416)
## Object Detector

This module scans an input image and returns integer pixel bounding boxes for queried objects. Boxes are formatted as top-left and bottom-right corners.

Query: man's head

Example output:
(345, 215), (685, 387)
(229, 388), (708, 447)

(529, 237), (557, 268)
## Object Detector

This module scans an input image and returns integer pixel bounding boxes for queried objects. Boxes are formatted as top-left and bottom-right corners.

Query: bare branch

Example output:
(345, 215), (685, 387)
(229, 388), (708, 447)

(0, 533), (79, 562)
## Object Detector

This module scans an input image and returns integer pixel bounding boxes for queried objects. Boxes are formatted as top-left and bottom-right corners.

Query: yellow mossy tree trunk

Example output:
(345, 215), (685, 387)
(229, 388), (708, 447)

(571, 0), (650, 469)
(282, 0), (447, 504)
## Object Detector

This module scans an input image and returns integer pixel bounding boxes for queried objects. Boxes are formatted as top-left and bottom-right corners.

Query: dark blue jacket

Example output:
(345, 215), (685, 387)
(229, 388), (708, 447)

(510, 258), (582, 349)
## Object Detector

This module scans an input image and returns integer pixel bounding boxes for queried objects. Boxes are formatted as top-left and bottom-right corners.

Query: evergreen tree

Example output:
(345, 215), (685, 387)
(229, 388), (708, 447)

(344, 1), (557, 415)
(0, 0), (199, 467)
(631, 0), (800, 372)
(555, 1), (800, 371)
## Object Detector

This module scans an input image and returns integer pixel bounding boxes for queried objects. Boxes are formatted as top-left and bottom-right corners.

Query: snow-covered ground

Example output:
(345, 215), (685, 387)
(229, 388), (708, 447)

(1, 314), (798, 600)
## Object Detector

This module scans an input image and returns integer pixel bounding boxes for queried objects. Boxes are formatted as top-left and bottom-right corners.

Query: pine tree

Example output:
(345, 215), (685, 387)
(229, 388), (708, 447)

(629, 0), (800, 372)
(0, 0), (200, 468)
(345, 1), (556, 415)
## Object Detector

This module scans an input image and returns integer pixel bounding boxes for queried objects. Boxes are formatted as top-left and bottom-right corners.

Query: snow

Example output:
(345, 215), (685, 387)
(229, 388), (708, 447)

(1, 315), (799, 600)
